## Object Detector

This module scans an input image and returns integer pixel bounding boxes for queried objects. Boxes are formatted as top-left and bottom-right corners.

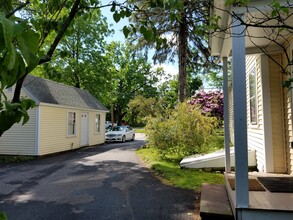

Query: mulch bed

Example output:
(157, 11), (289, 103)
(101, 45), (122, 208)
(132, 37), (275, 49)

(228, 178), (266, 191)
(257, 177), (293, 193)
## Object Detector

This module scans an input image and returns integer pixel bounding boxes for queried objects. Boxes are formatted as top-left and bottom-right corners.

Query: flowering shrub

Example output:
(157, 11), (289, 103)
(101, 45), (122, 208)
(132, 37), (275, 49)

(187, 90), (224, 121)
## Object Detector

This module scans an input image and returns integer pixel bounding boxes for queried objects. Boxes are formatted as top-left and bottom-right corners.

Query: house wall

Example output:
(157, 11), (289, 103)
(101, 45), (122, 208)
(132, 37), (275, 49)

(38, 104), (106, 156)
(89, 111), (106, 145)
(229, 83), (235, 144)
(282, 39), (293, 175)
(246, 55), (266, 171)
(0, 88), (37, 155)
(268, 54), (287, 173)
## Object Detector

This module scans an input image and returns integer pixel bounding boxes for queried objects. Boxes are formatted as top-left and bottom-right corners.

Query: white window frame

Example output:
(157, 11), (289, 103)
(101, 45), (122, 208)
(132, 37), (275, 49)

(248, 62), (257, 125)
(67, 111), (77, 136)
(95, 113), (101, 134)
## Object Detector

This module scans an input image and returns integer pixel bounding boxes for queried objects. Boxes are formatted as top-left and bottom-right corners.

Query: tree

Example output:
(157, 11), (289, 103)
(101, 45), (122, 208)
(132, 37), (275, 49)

(0, 0), (134, 136)
(126, 96), (161, 126)
(34, 9), (113, 105)
(105, 42), (161, 125)
(127, 0), (218, 102)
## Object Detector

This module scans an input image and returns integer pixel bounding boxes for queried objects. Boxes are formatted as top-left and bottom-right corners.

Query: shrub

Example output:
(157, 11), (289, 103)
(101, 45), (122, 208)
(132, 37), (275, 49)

(145, 102), (218, 157)
(188, 90), (224, 121)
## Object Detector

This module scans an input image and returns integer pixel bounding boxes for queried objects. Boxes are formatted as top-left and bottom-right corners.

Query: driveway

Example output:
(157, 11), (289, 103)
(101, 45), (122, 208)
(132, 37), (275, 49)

(0, 135), (199, 220)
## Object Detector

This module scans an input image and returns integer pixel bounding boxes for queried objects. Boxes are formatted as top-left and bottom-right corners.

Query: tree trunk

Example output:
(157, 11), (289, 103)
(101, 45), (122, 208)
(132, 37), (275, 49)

(178, 2), (188, 103)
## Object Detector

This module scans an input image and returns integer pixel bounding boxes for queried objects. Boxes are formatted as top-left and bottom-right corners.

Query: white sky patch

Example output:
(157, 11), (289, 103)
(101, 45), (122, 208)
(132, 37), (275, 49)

(152, 63), (178, 85)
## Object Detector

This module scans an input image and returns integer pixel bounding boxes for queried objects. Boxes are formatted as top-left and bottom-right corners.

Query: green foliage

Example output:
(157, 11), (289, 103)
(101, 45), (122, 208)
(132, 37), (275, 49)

(0, 13), (38, 135)
(0, 212), (7, 220)
(145, 102), (219, 157)
(136, 147), (224, 190)
(104, 42), (161, 124)
(126, 96), (164, 126)
(0, 98), (35, 134)
(0, 155), (35, 163)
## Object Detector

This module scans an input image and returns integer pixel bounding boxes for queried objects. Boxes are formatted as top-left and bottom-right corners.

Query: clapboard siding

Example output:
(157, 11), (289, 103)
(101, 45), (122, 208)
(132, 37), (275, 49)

(88, 111), (106, 146)
(229, 84), (235, 144)
(38, 105), (79, 155)
(269, 54), (286, 173)
(282, 39), (293, 175)
(0, 87), (37, 155)
(246, 55), (265, 171)
(38, 105), (105, 156)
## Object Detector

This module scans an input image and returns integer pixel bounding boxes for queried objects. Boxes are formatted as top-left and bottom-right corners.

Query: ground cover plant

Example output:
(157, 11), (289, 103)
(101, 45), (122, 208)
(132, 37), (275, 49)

(136, 147), (224, 191)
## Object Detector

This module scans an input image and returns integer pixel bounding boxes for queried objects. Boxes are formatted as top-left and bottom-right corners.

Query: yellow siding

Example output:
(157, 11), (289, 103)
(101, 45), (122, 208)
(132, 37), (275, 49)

(246, 55), (266, 171)
(0, 87), (37, 155)
(88, 111), (106, 146)
(38, 105), (106, 156)
(282, 39), (293, 174)
(269, 54), (286, 173)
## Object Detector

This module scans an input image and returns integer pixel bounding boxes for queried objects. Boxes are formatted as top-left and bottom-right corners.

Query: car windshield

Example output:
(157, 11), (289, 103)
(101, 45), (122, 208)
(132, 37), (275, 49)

(111, 126), (125, 131)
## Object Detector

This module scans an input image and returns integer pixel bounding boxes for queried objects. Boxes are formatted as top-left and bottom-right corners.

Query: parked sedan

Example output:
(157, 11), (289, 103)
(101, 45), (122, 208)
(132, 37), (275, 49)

(105, 125), (135, 142)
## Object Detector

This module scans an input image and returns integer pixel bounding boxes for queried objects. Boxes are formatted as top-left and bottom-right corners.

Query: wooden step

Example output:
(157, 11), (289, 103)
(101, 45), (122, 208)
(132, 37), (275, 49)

(200, 183), (234, 220)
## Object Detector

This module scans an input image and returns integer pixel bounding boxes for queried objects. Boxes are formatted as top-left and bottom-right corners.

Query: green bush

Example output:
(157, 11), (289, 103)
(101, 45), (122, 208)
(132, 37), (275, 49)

(145, 102), (219, 157)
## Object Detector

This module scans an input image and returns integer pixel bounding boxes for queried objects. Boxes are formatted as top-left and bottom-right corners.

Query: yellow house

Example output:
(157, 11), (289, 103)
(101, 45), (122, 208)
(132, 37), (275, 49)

(0, 75), (108, 156)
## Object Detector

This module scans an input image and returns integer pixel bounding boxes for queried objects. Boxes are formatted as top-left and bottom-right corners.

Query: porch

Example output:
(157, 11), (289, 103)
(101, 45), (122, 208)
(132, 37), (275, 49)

(225, 172), (293, 220)
(200, 172), (293, 220)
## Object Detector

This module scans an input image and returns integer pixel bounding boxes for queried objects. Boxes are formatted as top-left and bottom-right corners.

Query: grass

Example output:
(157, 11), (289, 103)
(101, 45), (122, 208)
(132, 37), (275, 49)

(0, 155), (35, 163)
(136, 147), (224, 191)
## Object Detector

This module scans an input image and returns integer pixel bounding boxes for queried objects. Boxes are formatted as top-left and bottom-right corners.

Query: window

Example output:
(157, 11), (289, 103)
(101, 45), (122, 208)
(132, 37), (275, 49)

(95, 114), (101, 133)
(68, 112), (76, 135)
(249, 65), (257, 124)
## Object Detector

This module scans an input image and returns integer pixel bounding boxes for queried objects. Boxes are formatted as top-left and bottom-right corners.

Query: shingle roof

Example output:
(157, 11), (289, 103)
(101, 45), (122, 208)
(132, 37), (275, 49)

(23, 75), (108, 111)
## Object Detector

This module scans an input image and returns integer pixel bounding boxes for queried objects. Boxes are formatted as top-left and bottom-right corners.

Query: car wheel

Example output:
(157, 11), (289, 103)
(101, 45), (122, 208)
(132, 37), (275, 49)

(131, 134), (135, 141)
(122, 135), (126, 143)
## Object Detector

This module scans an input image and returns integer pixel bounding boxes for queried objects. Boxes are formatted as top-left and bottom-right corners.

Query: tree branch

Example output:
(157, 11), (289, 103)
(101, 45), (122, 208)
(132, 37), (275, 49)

(38, 0), (82, 64)
(6, 0), (30, 18)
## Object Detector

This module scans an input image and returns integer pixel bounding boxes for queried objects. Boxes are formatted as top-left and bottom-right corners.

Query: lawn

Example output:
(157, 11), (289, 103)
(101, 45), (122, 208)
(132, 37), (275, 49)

(136, 147), (224, 191)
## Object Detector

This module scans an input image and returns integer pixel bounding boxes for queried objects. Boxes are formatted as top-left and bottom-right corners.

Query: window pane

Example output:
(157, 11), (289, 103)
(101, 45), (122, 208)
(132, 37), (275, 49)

(249, 66), (257, 124)
(68, 112), (76, 135)
(95, 114), (100, 133)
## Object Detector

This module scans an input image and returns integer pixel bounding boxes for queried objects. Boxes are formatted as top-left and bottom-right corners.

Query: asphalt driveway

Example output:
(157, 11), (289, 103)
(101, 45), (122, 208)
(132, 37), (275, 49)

(0, 134), (199, 220)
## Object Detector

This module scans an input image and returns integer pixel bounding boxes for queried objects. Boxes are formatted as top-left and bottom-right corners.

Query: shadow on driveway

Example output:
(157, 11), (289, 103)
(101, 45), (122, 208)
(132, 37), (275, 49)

(0, 140), (199, 220)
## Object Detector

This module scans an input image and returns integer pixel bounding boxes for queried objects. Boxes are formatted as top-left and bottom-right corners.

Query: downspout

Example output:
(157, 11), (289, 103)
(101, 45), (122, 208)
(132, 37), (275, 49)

(232, 14), (249, 209)
(223, 57), (231, 173)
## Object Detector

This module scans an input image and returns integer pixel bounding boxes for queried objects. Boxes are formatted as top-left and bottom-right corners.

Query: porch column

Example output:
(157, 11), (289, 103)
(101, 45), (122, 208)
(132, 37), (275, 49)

(232, 15), (249, 208)
(223, 57), (231, 173)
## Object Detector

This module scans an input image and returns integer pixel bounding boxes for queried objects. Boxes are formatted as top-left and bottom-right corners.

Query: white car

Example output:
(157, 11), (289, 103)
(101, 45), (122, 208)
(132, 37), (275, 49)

(105, 125), (135, 142)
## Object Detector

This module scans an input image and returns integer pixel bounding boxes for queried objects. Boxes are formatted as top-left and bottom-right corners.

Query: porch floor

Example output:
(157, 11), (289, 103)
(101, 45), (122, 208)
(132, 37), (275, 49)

(225, 172), (293, 214)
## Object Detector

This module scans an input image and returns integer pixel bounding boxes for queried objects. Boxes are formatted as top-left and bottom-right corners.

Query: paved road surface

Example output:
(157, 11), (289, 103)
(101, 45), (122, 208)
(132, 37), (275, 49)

(0, 135), (199, 220)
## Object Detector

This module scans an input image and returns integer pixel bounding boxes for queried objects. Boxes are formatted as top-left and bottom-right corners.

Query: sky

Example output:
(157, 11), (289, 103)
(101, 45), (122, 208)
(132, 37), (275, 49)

(100, 1), (179, 80)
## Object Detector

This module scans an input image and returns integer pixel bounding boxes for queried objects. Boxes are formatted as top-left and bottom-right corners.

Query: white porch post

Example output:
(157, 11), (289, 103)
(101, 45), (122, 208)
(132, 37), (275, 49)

(223, 57), (231, 173)
(232, 15), (249, 208)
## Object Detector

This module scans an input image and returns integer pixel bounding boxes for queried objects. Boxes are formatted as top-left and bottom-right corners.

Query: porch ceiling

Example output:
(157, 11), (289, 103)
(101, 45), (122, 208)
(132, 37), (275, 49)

(210, 0), (293, 57)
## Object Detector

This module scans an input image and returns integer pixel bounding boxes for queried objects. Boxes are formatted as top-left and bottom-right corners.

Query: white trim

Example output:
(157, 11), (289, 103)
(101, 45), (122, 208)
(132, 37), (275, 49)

(232, 14), (249, 209)
(223, 57), (231, 173)
(35, 106), (40, 156)
(261, 55), (274, 172)
(39, 102), (108, 113)
(67, 111), (77, 137)
(94, 113), (101, 134)
(248, 59), (258, 125)
(22, 87), (41, 105)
